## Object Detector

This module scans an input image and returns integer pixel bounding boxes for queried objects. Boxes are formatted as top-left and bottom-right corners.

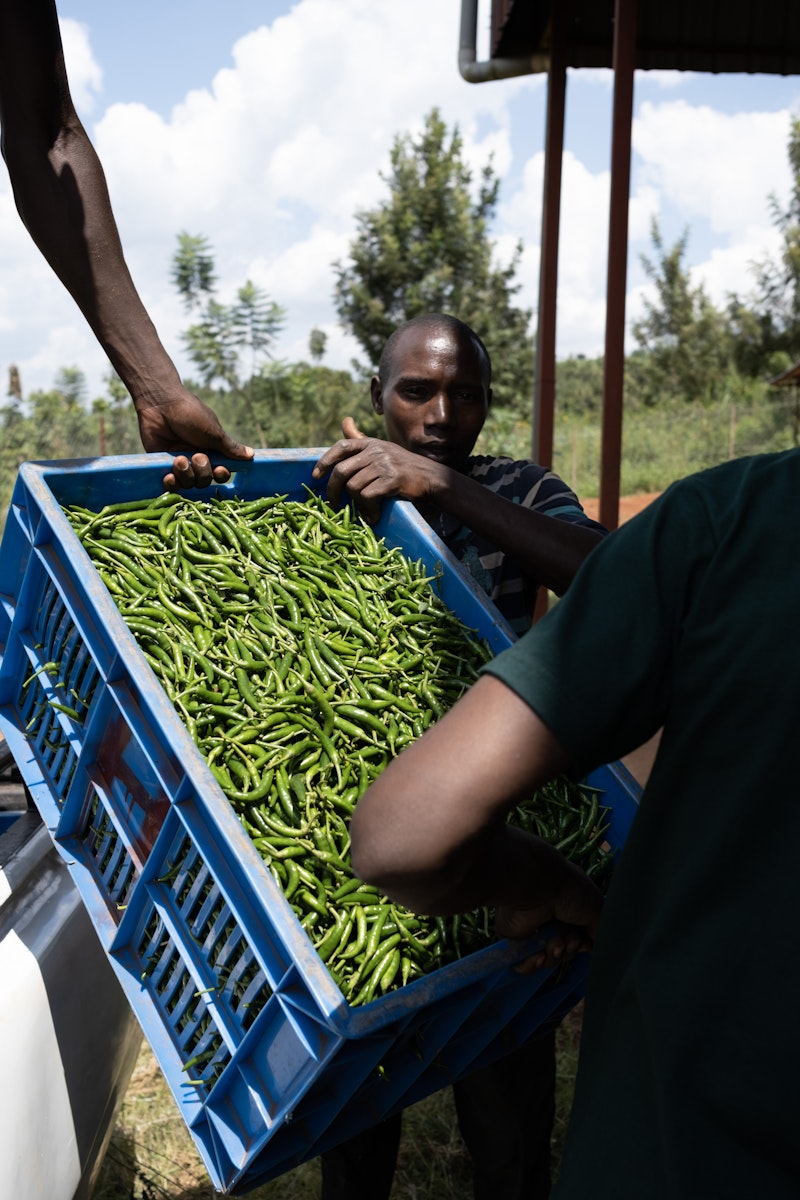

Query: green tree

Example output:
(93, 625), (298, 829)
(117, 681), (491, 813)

(22, 369), (95, 460)
(333, 108), (534, 410)
(721, 295), (779, 379)
(309, 328), (327, 362)
(171, 235), (286, 390)
(92, 371), (140, 455)
(632, 219), (731, 403)
(171, 235), (286, 448)
(258, 361), (367, 447)
(1, 368), (91, 520)
(182, 297), (241, 390)
(7, 364), (22, 400)
(741, 115), (800, 369)
(171, 232), (217, 312)
(234, 280), (285, 382)
(0, 387), (27, 488)
(554, 355), (605, 416)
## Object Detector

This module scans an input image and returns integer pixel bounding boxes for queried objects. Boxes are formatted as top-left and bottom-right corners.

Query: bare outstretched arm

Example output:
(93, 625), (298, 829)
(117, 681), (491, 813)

(0, 0), (253, 488)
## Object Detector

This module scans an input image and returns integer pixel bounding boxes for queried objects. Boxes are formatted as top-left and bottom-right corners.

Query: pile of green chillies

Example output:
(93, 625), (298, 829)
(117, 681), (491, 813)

(63, 489), (613, 1005)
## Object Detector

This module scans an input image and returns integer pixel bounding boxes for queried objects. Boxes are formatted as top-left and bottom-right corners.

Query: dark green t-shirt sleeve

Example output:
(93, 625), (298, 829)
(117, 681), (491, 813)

(480, 478), (715, 777)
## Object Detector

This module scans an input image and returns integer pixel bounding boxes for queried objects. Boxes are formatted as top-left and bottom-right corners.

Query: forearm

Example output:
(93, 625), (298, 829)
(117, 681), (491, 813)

(0, 1), (251, 485)
(428, 468), (604, 595)
(313, 433), (603, 593)
(356, 814), (586, 918)
(350, 675), (573, 912)
(5, 120), (181, 408)
(0, 0), (180, 410)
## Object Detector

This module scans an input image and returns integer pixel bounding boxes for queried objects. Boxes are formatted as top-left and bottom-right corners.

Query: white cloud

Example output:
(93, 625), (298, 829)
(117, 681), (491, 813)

(627, 183), (661, 241)
(254, 226), (350, 305)
(128, 0), (525, 236)
(56, 0), (540, 390)
(498, 98), (794, 358)
(692, 228), (784, 304)
(623, 101), (794, 344)
(2, 1), (799, 413)
(569, 67), (613, 88)
(636, 70), (692, 89)
(8, 0), (532, 397)
(462, 125), (515, 183)
(59, 17), (103, 114)
(568, 67), (690, 91)
(499, 149), (661, 357)
(633, 100), (792, 236)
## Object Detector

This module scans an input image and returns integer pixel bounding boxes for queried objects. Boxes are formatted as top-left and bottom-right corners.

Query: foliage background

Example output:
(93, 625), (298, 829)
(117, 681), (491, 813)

(6, 109), (800, 528)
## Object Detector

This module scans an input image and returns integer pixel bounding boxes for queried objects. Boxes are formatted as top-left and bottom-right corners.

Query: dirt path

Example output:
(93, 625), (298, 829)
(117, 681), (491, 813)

(582, 492), (661, 526)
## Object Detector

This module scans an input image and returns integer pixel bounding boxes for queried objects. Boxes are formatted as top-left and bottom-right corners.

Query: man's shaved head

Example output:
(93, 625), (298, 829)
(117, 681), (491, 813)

(378, 314), (492, 391)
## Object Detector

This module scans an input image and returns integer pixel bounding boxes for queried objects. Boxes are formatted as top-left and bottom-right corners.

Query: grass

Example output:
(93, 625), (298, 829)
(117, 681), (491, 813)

(476, 391), (798, 502)
(3, 391), (797, 544)
(93, 1006), (584, 1199)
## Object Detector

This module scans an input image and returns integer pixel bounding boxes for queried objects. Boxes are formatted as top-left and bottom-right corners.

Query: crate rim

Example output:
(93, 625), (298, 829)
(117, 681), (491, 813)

(7, 451), (544, 1035)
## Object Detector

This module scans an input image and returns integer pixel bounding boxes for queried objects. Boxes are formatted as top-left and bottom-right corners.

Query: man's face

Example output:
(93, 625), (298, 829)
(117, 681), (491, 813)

(371, 325), (491, 472)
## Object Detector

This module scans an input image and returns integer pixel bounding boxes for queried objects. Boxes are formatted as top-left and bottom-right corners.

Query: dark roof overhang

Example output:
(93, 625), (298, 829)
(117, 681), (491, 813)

(491, 0), (800, 76)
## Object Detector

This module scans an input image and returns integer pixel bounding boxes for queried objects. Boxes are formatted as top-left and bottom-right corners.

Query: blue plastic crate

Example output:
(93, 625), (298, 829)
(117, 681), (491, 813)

(0, 451), (640, 1193)
(0, 811), (22, 837)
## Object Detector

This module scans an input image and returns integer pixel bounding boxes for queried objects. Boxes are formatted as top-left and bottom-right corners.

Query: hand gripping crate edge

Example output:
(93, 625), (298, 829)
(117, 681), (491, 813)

(0, 452), (640, 1193)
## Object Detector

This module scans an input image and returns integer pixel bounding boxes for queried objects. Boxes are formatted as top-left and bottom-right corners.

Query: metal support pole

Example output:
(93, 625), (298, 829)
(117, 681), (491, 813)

(532, 1), (568, 470)
(599, 0), (637, 531)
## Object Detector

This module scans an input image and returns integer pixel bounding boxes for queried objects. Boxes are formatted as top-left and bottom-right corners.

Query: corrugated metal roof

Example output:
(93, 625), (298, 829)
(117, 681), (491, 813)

(492, 0), (800, 76)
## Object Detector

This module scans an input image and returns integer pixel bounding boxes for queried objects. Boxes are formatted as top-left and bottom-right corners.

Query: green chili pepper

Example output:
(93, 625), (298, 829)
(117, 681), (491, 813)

(64, 489), (612, 1008)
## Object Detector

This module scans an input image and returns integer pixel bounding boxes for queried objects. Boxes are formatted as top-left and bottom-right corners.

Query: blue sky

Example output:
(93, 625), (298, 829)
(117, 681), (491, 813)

(1, 0), (799, 404)
(66, 1), (288, 113)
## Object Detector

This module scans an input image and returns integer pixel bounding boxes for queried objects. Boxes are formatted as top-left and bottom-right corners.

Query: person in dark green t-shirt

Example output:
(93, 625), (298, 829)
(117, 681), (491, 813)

(349, 448), (800, 1199)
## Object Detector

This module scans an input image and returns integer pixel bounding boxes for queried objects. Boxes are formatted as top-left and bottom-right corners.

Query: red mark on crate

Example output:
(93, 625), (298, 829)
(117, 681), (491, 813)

(95, 712), (170, 861)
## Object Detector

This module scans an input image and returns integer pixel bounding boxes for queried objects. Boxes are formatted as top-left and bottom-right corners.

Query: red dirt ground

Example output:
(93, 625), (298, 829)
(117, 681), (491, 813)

(582, 492), (661, 526)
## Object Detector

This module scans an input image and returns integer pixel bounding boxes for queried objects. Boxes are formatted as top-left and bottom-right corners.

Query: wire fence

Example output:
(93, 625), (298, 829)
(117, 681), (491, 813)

(477, 391), (800, 500)
(3, 390), (799, 532)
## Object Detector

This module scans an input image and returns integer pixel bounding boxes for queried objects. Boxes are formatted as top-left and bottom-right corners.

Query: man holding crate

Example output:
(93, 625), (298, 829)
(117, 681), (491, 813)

(313, 313), (606, 1200)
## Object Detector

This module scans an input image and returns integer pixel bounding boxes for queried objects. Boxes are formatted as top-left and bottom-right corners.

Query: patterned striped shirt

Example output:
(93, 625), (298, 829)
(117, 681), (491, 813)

(425, 455), (606, 637)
